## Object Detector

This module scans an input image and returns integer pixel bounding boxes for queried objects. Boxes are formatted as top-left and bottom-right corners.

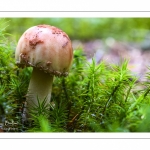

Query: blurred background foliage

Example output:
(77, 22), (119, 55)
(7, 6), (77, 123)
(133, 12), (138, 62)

(3, 18), (150, 43)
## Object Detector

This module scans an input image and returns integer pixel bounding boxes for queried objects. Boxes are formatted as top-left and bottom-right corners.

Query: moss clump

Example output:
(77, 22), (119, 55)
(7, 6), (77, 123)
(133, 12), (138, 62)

(1, 19), (150, 132)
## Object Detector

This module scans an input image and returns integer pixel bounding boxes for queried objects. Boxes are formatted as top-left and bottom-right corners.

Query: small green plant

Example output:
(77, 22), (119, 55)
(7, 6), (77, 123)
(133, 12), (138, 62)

(27, 97), (55, 132)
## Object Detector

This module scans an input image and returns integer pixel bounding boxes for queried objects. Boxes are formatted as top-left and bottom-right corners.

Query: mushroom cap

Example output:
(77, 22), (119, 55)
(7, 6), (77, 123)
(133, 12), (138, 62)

(15, 24), (73, 76)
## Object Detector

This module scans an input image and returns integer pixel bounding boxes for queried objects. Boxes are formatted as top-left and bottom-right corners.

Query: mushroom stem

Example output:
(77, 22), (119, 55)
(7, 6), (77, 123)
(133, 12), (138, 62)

(26, 68), (54, 115)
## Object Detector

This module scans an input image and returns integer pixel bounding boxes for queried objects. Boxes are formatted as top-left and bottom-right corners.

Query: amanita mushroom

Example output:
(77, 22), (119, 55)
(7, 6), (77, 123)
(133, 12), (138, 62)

(15, 24), (73, 117)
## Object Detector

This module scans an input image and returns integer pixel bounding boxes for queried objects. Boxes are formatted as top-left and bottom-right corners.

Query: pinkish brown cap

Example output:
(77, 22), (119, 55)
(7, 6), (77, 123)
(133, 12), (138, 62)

(15, 24), (73, 76)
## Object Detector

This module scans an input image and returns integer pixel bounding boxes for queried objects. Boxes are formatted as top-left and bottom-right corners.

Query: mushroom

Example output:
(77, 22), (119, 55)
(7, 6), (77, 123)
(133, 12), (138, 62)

(15, 24), (73, 118)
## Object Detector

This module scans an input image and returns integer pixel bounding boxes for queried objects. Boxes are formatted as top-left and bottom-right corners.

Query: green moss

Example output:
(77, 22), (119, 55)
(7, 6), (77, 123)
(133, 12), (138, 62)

(1, 19), (150, 132)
